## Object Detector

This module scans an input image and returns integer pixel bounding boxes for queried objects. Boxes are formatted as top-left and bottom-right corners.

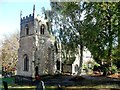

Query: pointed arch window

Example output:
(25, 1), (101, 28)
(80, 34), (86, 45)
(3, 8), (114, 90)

(23, 54), (29, 71)
(75, 64), (78, 72)
(40, 24), (45, 35)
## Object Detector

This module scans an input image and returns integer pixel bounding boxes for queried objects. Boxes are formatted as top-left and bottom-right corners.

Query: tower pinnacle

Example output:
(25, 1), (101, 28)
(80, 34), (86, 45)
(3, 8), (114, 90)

(20, 11), (22, 19)
(33, 4), (35, 16)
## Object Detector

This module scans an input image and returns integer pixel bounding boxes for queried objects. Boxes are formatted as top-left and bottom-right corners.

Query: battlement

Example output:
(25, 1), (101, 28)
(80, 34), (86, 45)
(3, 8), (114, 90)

(21, 14), (34, 24)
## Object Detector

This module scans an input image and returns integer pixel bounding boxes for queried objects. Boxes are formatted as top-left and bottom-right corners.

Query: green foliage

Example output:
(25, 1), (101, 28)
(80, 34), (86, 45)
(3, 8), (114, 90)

(82, 2), (119, 67)
(50, 2), (87, 74)
(102, 64), (117, 75)
(50, 1), (120, 75)
(112, 48), (120, 68)
(50, 2), (82, 63)
(93, 63), (100, 71)
(110, 65), (117, 74)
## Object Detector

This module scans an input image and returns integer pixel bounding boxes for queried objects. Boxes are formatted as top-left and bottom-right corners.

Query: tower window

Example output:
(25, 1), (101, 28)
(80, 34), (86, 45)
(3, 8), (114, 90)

(25, 24), (29, 35)
(23, 54), (29, 71)
(40, 24), (45, 35)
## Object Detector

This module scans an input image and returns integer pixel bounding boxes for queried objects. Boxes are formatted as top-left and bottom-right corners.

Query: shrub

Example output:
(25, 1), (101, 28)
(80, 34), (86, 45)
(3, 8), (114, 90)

(110, 65), (117, 74)
(93, 64), (100, 71)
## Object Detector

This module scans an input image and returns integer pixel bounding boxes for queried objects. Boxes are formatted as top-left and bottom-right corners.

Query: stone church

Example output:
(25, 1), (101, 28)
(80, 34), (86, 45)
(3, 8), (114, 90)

(17, 5), (61, 78)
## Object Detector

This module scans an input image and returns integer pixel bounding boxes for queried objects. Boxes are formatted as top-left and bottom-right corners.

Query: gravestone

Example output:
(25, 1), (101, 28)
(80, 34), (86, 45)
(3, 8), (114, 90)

(56, 85), (63, 90)
(3, 81), (8, 90)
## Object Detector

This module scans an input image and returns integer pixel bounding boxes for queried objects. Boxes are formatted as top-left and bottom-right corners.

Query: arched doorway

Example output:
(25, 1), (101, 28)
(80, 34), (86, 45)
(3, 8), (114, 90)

(56, 59), (60, 71)
(35, 66), (38, 75)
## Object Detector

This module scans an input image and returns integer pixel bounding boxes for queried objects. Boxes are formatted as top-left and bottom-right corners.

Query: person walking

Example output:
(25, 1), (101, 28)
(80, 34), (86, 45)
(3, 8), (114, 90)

(35, 74), (45, 90)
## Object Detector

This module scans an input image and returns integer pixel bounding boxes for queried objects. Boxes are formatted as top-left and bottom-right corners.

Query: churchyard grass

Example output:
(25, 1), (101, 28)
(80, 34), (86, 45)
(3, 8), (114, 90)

(0, 84), (119, 90)
(2, 85), (120, 90)
(0, 76), (120, 90)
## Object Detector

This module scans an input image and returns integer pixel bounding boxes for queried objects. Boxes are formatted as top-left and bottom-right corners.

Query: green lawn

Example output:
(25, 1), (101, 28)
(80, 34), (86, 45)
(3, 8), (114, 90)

(3, 86), (56, 90)
(0, 77), (120, 90)
(6, 85), (120, 90)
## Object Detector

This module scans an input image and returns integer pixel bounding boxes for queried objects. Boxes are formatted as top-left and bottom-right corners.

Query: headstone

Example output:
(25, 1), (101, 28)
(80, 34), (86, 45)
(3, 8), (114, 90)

(3, 81), (8, 90)
(56, 85), (63, 90)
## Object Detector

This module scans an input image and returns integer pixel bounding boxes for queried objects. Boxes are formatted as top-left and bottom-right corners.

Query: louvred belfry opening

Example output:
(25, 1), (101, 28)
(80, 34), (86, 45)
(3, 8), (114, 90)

(40, 24), (45, 35)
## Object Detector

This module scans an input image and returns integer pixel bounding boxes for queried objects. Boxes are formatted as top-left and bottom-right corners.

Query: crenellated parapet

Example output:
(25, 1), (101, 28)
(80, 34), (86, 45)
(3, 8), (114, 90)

(20, 4), (35, 25)
(20, 14), (34, 25)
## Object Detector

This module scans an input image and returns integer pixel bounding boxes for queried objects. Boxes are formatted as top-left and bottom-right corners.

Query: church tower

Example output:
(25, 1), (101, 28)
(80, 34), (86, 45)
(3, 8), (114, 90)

(17, 5), (57, 78)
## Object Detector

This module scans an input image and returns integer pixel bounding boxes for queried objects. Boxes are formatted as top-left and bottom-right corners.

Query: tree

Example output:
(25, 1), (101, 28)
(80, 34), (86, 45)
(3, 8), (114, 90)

(118, 2), (120, 49)
(1, 32), (19, 76)
(50, 2), (87, 75)
(50, 1), (120, 75)
(112, 1), (120, 69)
(82, 2), (119, 75)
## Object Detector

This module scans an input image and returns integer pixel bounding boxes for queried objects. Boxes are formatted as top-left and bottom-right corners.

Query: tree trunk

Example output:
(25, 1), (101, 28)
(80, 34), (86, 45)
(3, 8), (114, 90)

(102, 7), (113, 76)
(107, 16), (113, 67)
(77, 44), (84, 75)
(118, 2), (120, 51)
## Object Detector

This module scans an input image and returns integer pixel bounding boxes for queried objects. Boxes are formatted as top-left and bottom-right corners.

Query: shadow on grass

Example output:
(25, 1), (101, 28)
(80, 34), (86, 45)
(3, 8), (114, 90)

(3, 75), (120, 90)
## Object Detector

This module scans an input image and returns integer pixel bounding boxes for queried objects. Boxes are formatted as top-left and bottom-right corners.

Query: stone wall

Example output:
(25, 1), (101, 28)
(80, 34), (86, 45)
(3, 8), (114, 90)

(17, 35), (35, 77)
(17, 14), (57, 77)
